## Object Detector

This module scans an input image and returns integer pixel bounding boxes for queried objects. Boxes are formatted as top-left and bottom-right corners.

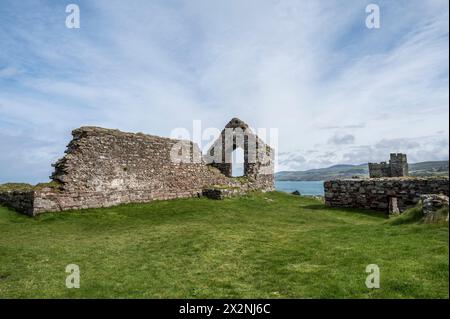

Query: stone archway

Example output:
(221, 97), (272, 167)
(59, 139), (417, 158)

(205, 118), (274, 180)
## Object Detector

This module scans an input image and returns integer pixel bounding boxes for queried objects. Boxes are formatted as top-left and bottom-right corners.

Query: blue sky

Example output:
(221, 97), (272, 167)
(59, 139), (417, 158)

(0, 0), (449, 183)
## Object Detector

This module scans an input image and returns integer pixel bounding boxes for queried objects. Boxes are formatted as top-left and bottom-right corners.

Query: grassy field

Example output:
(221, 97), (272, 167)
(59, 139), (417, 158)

(0, 192), (448, 298)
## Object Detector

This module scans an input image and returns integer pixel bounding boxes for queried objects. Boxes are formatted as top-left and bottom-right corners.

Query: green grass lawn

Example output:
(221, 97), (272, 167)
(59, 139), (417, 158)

(0, 192), (448, 298)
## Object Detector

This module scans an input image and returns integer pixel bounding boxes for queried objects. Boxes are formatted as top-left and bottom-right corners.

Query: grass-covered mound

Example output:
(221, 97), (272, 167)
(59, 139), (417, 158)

(387, 204), (449, 225)
(0, 192), (448, 298)
(386, 206), (425, 226)
(0, 181), (62, 192)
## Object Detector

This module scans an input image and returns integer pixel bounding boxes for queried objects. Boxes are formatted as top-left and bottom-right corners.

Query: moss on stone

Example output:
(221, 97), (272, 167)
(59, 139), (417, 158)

(206, 165), (222, 174)
(33, 181), (63, 191)
(0, 181), (63, 193)
(208, 184), (240, 190)
(232, 176), (249, 184)
(0, 183), (34, 192)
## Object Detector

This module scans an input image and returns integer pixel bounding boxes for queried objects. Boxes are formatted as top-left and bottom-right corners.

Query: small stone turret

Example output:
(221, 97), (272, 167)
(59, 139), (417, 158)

(369, 153), (409, 178)
(389, 153), (408, 177)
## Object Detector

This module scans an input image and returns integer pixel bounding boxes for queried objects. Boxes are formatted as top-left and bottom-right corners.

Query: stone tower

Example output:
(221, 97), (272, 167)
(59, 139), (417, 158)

(368, 153), (409, 178)
(389, 153), (408, 177)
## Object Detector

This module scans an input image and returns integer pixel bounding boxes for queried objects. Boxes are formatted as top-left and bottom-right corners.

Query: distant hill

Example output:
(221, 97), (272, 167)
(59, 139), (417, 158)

(407, 161), (450, 176)
(275, 160), (449, 181)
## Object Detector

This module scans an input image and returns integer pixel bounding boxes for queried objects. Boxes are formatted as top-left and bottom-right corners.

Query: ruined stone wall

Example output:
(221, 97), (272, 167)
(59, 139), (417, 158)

(368, 162), (391, 178)
(0, 190), (35, 216)
(368, 153), (409, 178)
(51, 127), (236, 193)
(35, 127), (234, 213)
(389, 153), (409, 177)
(205, 118), (275, 182)
(324, 177), (449, 212)
(1, 126), (273, 216)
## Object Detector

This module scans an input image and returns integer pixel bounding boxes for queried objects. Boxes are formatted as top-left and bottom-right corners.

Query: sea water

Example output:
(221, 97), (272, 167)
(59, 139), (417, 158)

(275, 181), (324, 196)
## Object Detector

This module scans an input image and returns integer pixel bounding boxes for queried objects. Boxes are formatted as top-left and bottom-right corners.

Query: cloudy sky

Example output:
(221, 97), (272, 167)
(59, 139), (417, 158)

(0, 0), (448, 183)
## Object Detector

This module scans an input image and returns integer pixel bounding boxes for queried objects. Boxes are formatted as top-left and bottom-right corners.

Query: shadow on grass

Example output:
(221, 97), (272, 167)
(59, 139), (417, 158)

(301, 203), (387, 219)
(300, 204), (328, 210)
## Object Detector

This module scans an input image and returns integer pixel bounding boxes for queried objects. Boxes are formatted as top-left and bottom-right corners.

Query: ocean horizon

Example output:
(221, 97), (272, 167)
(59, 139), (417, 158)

(275, 180), (324, 196)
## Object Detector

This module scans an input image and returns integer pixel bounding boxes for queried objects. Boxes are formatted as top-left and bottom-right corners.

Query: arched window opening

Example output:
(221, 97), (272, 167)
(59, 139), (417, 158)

(231, 148), (244, 177)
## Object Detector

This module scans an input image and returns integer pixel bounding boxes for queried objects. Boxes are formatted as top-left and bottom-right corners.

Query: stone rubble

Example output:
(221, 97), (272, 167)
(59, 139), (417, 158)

(421, 194), (449, 223)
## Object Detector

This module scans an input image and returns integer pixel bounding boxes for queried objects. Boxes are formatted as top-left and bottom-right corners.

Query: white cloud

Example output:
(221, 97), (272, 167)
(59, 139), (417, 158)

(278, 133), (449, 172)
(0, 0), (448, 181)
(328, 133), (356, 145)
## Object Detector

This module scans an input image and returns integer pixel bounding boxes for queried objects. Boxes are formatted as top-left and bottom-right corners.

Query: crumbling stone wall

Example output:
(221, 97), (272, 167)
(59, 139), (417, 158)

(324, 177), (449, 212)
(51, 127), (235, 195)
(205, 118), (274, 182)
(0, 190), (35, 215)
(421, 194), (449, 223)
(389, 153), (409, 177)
(368, 162), (391, 178)
(369, 153), (408, 178)
(1, 119), (274, 216)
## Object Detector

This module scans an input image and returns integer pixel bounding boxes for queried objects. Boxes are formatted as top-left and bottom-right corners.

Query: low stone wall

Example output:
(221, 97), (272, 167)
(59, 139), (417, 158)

(0, 191), (35, 216)
(202, 187), (247, 200)
(324, 177), (449, 212)
(31, 187), (205, 215)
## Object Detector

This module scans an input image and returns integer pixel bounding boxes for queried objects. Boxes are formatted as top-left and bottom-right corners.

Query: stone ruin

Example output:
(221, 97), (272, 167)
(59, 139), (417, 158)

(421, 194), (449, 223)
(205, 118), (273, 186)
(368, 153), (409, 178)
(324, 177), (449, 214)
(0, 118), (275, 216)
(325, 153), (449, 216)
